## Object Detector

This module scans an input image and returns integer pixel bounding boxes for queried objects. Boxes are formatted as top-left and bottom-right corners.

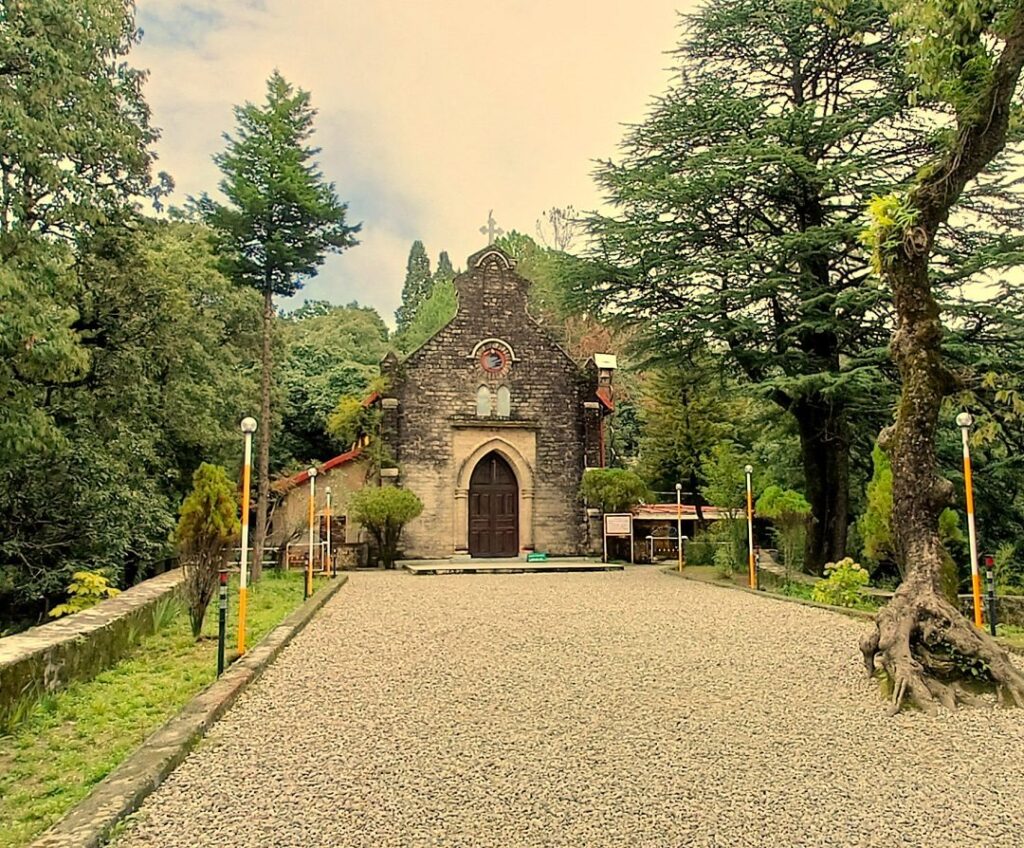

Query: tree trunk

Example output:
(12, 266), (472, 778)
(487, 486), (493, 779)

(793, 398), (850, 574)
(858, 13), (1024, 712)
(861, 250), (1024, 713)
(251, 289), (274, 583)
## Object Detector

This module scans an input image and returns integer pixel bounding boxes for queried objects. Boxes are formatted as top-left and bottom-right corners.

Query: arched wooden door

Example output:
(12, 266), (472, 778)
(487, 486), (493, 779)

(469, 451), (519, 557)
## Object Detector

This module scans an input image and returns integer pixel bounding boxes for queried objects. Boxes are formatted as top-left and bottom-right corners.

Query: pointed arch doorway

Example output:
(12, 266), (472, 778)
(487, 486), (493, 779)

(469, 451), (519, 557)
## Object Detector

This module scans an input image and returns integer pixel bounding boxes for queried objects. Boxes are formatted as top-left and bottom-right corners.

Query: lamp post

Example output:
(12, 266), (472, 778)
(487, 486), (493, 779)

(325, 486), (333, 577)
(957, 412), (984, 628)
(745, 464), (755, 589)
(237, 416), (257, 655)
(306, 467), (318, 600)
(675, 483), (683, 573)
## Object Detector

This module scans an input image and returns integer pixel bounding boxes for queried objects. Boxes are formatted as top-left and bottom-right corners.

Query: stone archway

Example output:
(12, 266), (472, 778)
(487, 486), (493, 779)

(454, 437), (535, 556)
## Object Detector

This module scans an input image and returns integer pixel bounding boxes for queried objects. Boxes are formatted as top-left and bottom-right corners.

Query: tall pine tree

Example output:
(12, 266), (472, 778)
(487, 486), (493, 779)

(198, 71), (359, 580)
(580, 0), (923, 572)
(433, 250), (455, 286)
(395, 240), (432, 332)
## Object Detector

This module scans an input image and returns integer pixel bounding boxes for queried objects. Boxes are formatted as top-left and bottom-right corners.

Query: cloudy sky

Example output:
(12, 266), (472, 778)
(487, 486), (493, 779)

(134, 0), (695, 324)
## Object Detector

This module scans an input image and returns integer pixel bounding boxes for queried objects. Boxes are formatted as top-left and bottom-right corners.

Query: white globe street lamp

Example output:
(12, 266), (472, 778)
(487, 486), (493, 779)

(237, 416), (258, 655)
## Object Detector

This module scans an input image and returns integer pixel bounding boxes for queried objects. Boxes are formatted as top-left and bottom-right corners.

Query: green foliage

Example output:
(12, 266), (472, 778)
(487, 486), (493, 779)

(279, 303), (388, 460)
(685, 532), (716, 567)
(811, 557), (870, 607)
(433, 250), (455, 286)
(0, 221), (261, 630)
(175, 464), (240, 639)
(150, 596), (181, 634)
(197, 71), (360, 298)
(577, 0), (938, 567)
(349, 486), (424, 568)
(700, 443), (749, 516)
(579, 468), (651, 513)
(714, 543), (736, 580)
(394, 276), (457, 354)
(858, 442), (964, 582)
(0, 0), (165, 247)
(756, 486), (812, 578)
(326, 397), (367, 449)
(993, 542), (1023, 592)
(859, 443), (894, 572)
(395, 241), (433, 332)
(48, 572), (121, 619)
(860, 192), (920, 276)
(636, 362), (733, 495)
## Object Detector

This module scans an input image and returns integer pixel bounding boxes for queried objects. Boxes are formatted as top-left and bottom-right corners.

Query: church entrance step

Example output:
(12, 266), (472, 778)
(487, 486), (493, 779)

(401, 559), (622, 575)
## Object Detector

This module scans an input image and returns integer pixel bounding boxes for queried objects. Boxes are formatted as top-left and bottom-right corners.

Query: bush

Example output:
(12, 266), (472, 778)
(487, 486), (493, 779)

(755, 485), (810, 580)
(175, 464), (239, 639)
(580, 468), (651, 513)
(349, 485), (424, 568)
(714, 544), (736, 579)
(686, 532), (716, 566)
(48, 571), (120, 618)
(811, 557), (869, 607)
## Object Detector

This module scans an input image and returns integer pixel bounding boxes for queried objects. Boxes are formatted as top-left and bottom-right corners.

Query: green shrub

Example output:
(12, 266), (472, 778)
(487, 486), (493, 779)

(349, 485), (424, 568)
(175, 463), (239, 639)
(714, 544), (735, 579)
(686, 532), (716, 566)
(755, 485), (811, 580)
(811, 557), (869, 607)
(48, 571), (120, 619)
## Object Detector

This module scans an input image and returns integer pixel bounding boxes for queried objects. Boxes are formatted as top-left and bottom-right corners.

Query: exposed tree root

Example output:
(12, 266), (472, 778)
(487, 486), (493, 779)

(861, 585), (1024, 714)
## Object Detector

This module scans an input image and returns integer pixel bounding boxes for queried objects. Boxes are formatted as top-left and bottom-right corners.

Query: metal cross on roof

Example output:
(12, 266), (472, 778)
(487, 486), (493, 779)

(479, 210), (504, 245)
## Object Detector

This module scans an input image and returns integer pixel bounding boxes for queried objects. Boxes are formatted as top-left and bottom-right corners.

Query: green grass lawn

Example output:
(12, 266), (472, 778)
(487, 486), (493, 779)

(997, 623), (1024, 650)
(678, 564), (882, 611)
(0, 570), (327, 848)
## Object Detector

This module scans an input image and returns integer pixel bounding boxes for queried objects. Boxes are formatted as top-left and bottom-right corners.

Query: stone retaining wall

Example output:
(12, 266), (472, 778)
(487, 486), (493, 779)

(0, 570), (182, 728)
(959, 593), (1024, 628)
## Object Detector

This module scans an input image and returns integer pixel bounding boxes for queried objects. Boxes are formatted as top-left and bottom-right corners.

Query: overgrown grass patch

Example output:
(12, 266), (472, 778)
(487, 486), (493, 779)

(0, 570), (326, 848)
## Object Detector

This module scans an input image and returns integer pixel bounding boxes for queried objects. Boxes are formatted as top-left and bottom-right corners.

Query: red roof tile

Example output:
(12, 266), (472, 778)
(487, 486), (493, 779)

(631, 504), (729, 521)
(273, 446), (364, 493)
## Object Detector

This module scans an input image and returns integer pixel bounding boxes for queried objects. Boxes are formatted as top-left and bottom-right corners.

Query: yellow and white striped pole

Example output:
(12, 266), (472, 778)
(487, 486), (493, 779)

(237, 416), (257, 655)
(957, 412), (984, 628)
(676, 482), (683, 573)
(745, 464), (755, 589)
(325, 487), (333, 577)
(306, 467), (318, 600)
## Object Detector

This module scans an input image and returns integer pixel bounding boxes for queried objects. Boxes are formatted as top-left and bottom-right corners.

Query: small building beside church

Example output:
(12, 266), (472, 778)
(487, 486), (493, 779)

(270, 244), (615, 561)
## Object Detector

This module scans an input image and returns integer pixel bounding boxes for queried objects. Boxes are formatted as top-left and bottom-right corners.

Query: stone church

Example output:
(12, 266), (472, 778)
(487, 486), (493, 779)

(272, 245), (615, 561)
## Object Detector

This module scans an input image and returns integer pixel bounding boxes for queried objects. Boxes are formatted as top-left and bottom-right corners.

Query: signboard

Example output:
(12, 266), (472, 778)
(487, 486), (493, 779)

(602, 513), (634, 564)
(604, 514), (632, 536)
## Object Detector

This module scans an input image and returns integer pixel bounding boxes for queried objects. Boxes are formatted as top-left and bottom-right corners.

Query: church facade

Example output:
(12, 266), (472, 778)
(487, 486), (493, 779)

(271, 245), (614, 562)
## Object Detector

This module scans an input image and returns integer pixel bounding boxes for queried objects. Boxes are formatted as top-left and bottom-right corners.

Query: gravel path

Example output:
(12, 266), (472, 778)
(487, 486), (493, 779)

(117, 569), (1024, 848)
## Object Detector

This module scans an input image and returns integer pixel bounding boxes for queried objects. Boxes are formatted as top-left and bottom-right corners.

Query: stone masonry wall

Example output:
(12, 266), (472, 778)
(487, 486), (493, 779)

(389, 248), (589, 558)
(0, 569), (183, 729)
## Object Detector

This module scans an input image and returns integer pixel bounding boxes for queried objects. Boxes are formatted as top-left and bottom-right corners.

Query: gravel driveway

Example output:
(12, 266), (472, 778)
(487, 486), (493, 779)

(116, 568), (1024, 848)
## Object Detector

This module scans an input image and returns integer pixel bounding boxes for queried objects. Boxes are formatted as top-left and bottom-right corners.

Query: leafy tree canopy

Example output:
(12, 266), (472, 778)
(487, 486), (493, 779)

(580, 468), (651, 513)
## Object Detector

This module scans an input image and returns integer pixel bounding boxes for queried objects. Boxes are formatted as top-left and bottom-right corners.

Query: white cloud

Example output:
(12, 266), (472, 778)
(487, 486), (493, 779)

(135, 0), (693, 322)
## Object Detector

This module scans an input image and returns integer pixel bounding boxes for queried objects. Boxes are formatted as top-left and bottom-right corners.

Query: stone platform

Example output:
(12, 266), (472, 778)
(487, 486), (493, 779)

(401, 557), (622, 575)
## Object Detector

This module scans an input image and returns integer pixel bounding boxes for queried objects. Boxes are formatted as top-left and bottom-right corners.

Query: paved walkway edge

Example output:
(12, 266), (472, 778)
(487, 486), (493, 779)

(661, 566), (876, 621)
(29, 575), (349, 848)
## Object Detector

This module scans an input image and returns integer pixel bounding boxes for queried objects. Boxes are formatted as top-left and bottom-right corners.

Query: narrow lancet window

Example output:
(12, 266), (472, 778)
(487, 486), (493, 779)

(496, 385), (511, 417)
(476, 386), (492, 417)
